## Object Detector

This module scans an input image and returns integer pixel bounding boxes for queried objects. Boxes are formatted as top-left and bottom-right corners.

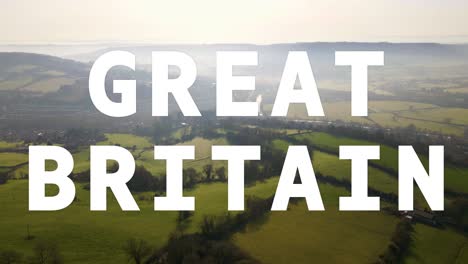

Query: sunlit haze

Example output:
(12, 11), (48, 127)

(1, 0), (468, 44)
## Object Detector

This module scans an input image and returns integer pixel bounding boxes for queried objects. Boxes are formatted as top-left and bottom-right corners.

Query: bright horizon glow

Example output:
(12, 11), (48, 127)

(1, 0), (468, 44)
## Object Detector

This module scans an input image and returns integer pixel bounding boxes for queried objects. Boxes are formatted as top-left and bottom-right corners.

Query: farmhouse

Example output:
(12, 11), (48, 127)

(402, 210), (439, 226)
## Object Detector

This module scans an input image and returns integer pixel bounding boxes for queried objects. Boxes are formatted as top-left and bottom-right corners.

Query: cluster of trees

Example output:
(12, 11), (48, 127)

(21, 128), (106, 150)
(0, 240), (63, 264)
(63, 128), (106, 148)
(223, 126), (291, 184)
(145, 233), (257, 264)
(135, 111), (220, 146)
(225, 126), (286, 146)
(0, 171), (9, 185)
(123, 238), (152, 264)
(72, 164), (227, 194)
(141, 196), (272, 264)
(378, 220), (414, 263)
(200, 196), (273, 240)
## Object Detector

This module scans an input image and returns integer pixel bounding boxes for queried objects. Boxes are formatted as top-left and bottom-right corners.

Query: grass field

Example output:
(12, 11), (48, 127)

(173, 176), (405, 264)
(72, 148), (92, 173)
(293, 132), (468, 195)
(234, 182), (399, 264)
(275, 136), (399, 195)
(263, 102), (372, 124)
(0, 180), (178, 263)
(397, 107), (468, 126)
(0, 176), (287, 263)
(135, 136), (229, 175)
(293, 132), (398, 171)
(266, 100), (468, 136)
(0, 141), (23, 150)
(445, 87), (468, 94)
(100, 133), (153, 150)
(405, 224), (468, 264)
(313, 151), (397, 194)
(371, 113), (465, 136)
(21, 77), (76, 93)
(177, 137), (228, 159)
(0, 178), (271, 263)
(0, 152), (28, 167)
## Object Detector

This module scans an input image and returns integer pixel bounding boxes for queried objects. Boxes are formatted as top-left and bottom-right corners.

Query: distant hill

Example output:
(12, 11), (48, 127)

(68, 42), (468, 89)
(0, 52), (88, 93)
(69, 42), (468, 65)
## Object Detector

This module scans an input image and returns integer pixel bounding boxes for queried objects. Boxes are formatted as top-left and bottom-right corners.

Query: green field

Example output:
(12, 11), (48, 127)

(266, 100), (468, 136)
(405, 224), (468, 264)
(100, 133), (153, 150)
(0, 152), (28, 167)
(234, 182), (399, 264)
(0, 141), (23, 150)
(72, 148), (92, 173)
(134, 136), (229, 175)
(293, 132), (468, 195)
(371, 113), (465, 136)
(0, 180), (178, 263)
(177, 137), (228, 159)
(279, 136), (398, 191)
(293, 132), (399, 170)
(21, 77), (76, 93)
(0, 176), (292, 263)
(398, 107), (468, 126)
(0, 178), (272, 263)
(313, 151), (397, 193)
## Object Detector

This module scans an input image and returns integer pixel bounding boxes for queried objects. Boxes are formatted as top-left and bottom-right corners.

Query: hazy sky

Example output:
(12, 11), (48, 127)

(1, 0), (468, 44)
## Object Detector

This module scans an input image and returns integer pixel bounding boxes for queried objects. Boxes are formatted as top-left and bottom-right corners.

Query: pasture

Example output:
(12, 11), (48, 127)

(234, 182), (399, 264)
(0, 180), (178, 263)
(267, 100), (468, 136)
(0, 152), (28, 167)
(292, 132), (468, 195)
(0, 140), (23, 150)
(405, 224), (468, 264)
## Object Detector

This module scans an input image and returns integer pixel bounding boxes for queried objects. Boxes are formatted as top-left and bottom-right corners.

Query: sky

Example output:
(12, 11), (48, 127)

(1, 0), (468, 44)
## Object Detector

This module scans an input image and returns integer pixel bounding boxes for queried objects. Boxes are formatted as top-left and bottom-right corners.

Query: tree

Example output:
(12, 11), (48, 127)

(30, 241), (63, 264)
(0, 250), (22, 264)
(177, 211), (194, 223)
(0, 172), (8, 185)
(203, 164), (213, 181)
(176, 211), (194, 232)
(152, 118), (173, 143)
(127, 166), (156, 192)
(183, 168), (199, 188)
(123, 238), (151, 264)
(244, 162), (260, 184)
(215, 167), (226, 181)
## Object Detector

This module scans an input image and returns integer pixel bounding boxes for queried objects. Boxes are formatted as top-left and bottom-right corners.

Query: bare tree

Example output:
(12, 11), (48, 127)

(30, 241), (63, 264)
(123, 238), (151, 264)
(0, 250), (22, 264)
